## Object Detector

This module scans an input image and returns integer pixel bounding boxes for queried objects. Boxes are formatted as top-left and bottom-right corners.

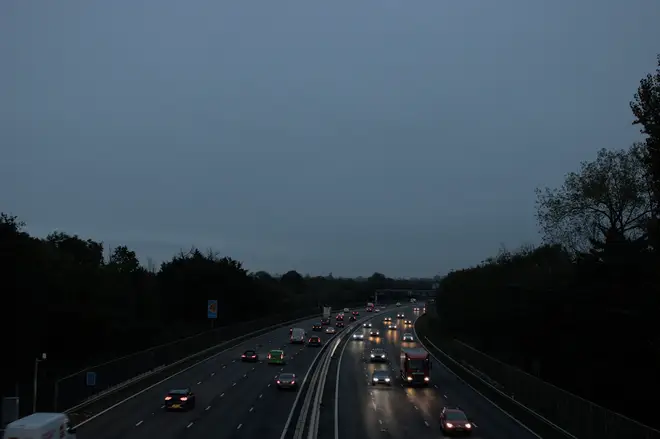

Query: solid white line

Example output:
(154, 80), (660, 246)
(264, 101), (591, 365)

(205, 406), (210, 411)
(424, 421), (429, 427)
(249, 407), (254, 412)
(135, 421), (143, 427)
(220, 393), (225, 397)
(186, 422), (193, 428)
(197, 381), (201, 384)
(237, 424), (242, 429)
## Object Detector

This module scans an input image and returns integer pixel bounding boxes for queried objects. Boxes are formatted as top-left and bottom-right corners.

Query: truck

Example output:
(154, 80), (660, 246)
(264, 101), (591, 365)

(400, 348), (431, 385)
(366, 302), (374, 312)
(290, 327), (305, 343)
(323, 306), (331, 320)
(4, 412), (77, 439)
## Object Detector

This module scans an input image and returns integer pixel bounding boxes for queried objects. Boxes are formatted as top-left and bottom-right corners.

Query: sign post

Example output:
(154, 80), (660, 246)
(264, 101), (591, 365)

(208, 300), (218, 329)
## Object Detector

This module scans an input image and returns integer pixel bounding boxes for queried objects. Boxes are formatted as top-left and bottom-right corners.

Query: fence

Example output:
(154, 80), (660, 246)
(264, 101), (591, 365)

(429, 327), (660, 439)
(54, 304), (354, 411)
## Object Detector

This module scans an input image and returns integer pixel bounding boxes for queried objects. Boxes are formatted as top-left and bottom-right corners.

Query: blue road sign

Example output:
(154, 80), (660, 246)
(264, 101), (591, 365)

(86, 371), (96, 386)
(208, 300), (218, 319)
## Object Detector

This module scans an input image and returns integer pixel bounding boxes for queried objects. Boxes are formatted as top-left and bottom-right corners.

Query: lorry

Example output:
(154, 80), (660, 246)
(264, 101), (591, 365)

(4, 412), (77, 439)
(400, 348), (431, 385)
(323, 306), (331, 320)
(366, 302), (374, 312)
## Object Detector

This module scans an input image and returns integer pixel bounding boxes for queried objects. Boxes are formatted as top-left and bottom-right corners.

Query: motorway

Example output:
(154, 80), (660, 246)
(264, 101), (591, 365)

(337, 306), (541, 439)
(76, 308), (363, 439)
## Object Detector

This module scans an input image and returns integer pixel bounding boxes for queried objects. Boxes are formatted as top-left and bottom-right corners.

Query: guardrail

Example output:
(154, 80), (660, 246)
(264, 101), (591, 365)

(414, 314), (660, 439)
(62, 304), (364, 424)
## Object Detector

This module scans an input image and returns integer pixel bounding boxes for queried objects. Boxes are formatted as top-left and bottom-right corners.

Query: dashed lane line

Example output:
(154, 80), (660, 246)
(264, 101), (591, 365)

(135, 421), (143, 427)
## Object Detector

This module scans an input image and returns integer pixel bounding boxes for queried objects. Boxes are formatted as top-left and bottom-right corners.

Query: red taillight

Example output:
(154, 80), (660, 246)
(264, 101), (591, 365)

(276, 380), (280, 384)
(241, 354), (246, 357)
(268, 354), (271, 359)
(290, 381), (295, 384)
(180, 397), (188, 401)
(252, 355), (256, 358)
(280, 354), (284, 359)
(164, 396), (172, 400)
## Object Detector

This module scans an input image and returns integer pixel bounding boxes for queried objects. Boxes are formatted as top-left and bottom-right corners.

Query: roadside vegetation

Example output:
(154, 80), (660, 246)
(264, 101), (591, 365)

(431, 54), (660, 427)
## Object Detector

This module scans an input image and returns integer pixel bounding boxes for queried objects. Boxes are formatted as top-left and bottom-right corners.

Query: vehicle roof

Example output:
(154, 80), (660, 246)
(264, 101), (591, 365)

(6, 412), (66, 428)
(402, 348), (428, 358)
(403, 333), (413, 336)
(269, 349), (284, 353)
(310, 335), (320, 339)
(373, 369), (390, 375)
(244, 349), (256, 352)
(279, 372), (295, 378)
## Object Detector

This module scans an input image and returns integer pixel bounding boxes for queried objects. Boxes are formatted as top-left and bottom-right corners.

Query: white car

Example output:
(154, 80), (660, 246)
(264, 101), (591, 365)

(396, 302), (401, 307)
(402, 333), (414, 341)
(375, 308), (380, 312)
(325, 327), (336, 334)
(344, 308), (350, 312)
(363, 322), (372, 328)
(352, 332), (364, 340)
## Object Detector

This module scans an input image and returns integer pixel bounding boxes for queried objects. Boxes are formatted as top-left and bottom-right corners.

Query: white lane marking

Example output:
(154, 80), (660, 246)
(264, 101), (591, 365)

(378, 420), (383, 425)
(160, 405), (165, 409)
(443, 394), (448, 399)
(268, 383), (271, 387)
(211, 372), (215, 376)
(135, 421), (143, 427)
(243, 374), (247, 378)
(197, 381), (202, 385)
(237, 424), (243, 429)
(413, 405), (418, 410)
(424, 421), (429, 427)
(232, 359), (236, 362)
(472, 422), (478, 427)
(220, 393), (225, 397)
(259, 394), (263, 398)
(434, 384), (438, 389)
(205, 406), (211, 411)
(249, 407), (254, 412)
(186, 422), (193, 428)
(223, 365), (227, 368)
(232, 382), (236, 386)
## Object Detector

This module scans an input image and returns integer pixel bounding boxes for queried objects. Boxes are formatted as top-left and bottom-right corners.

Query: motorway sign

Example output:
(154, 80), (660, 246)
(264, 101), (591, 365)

(208, 300), (218, 319)
(86, 371), (96, 386)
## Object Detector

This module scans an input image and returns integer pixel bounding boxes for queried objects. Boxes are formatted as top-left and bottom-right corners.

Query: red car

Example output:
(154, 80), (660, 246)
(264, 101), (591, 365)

(440, 407), (473, 435)
(352, 311), (359, 316)
(336, 314), (344, 321)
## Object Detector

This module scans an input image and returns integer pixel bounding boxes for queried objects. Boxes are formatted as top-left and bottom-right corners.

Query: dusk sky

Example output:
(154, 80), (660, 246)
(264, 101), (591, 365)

(2, 0), (659, 277)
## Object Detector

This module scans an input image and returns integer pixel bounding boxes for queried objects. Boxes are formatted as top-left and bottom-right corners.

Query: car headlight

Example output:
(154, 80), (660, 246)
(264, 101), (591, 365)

(465, 423), (472, 429)
(373, 377), (378, 381)
(385, 378), (390, 382)
(381, 355), (385, 358)
(407, 376), (413, 381)
(370, 354), (375, 358)
(424, 377), (430, 381)
(446, 423), (453, 428)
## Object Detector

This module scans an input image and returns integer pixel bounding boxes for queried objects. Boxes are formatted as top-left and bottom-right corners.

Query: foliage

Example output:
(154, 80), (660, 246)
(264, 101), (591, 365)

(1, 216), (430, 413)
(433, 54), (660, 427)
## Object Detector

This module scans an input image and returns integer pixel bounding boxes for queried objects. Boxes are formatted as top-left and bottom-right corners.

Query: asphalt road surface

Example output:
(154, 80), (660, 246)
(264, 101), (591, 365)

(77, 307), (363, 439)
(337, 307), (541, 439)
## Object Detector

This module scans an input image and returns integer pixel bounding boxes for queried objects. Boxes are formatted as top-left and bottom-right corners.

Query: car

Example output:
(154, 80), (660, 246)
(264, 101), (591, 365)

(308, 336), (322, 346)
(352, 332), (364, 340)
(440, 407), (473, 435)
(371, 370), (392, 386)
(267, 349), (286, 364)
(397, 313), (405, 319)
(312, 324), (322, 331)
(384, 316), (392, 322)
(289, 327), (293, 334)
(374, 308), (380, 312)
(350, 315), (357, 321)
(336, 314), (344, 321)
(370, 329), (380, 337)
(388, 324), (397, 330)
(413, 307), (420, 312)
(366, 307), (373, 312)
(325, 327), (336, 334)
(369, 348), (387, 362)
(164, 388), (196, 410)
(321, 318), (330, 326)
(404, 319), (412, 325)
(275, 372), (298, 390)
(402, 333), (414, 342)
(352, 311), (359, 316)
(336, 321), (345, 328)
(241, 350), (258, 362)
(396, 302), (401, 307)
(344, 308), (350, 312)
(363, 322), (372, 328)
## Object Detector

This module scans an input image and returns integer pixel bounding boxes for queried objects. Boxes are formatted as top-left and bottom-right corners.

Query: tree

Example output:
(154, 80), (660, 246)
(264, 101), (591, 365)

(108, 245), (141, 274)
(535, 144), (653, 253)
(630, 53), (660, 250)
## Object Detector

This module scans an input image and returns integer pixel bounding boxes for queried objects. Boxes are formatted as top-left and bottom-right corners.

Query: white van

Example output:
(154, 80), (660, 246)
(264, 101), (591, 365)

(4, 412), (77, 439)
(290, 328), (305, 343)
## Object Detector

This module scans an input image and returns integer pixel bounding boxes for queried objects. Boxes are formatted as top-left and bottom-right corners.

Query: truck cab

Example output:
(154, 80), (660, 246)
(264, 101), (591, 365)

(4, 413), (77, 439)
(400, 348), (431, 385)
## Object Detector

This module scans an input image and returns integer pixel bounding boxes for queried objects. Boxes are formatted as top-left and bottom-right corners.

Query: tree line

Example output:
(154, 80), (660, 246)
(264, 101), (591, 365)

(433, 54), (660, 427)
(2, 216), (431, 414)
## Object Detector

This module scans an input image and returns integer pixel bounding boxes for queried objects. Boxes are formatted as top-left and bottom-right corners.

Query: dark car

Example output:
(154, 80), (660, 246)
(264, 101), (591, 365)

(440, 407), (473, 435)
(164, 388), (196, 411)
(321, 318), (330, 326)
(370, 329), (380, 337)
(349, 315), (357, 321)
(336, 314), (344, 321)
(312, 323), (322, 331)
(241, 350), (258, 362)
(369, 348), (387, 362)
(308, 336), (322, 346)
(276, 372), (298, 390)
(397, 313), (405, 319)
(352, 311), (359, 316)
(371, 369), (392, 386)
(336, 321), (345, 328)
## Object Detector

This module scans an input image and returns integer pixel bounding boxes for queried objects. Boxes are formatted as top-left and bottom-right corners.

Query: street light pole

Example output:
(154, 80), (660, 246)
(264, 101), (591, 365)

(33, 353), (47, 413)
